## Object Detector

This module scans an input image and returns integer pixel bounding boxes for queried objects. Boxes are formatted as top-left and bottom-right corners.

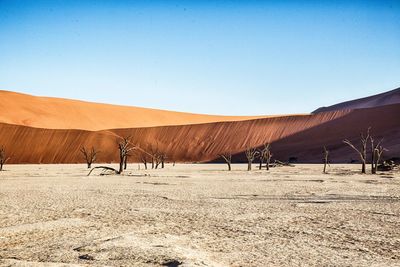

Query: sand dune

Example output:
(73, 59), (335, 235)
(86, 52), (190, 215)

(313, 87), (400, 113)
(0, 109), (349, 164)
(1, 104), (399, 164)
(0, 90), (270, 130)
(0, 89), (399, 164)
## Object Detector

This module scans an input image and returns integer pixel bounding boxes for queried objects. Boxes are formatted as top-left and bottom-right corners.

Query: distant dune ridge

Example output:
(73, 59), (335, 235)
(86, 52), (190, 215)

(312, 87), (400, 113)
(0, 90), (270, 130)
(0, 88), (399, 164)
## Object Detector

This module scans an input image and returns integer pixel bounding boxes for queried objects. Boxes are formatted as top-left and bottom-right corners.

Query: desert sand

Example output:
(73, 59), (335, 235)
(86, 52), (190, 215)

(0, 89), (399, 165)
(0, 164), (399, 266)
(1, 103), (399, 164)
(313, 87), (400, 113)
(0, 91), (271, 130)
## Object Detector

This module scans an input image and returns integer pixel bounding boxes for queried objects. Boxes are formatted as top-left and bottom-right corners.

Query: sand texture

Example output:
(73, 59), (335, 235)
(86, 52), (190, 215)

(0, 90), (399, 164)
(313, 87), (400, 113)
(0, 104), (399, 164)
(0, 164), (399, 266)
(0, 91), (269, 130)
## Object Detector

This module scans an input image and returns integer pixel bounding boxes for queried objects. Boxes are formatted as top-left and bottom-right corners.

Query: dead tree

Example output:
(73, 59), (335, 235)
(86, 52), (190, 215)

(154, 153), (161, 169)
(343, 128), (370, 174)
(0, 146), (10, 171)
(263, 143), (272, 170)
(87, 136), (135, 176)
(160, 153), (167, 168)
(140, 153), (148, 170)
(118, 136), (135, 173)
(323, 146), (329, 174)
(152, 152), (166, 169)
(370, 136), (376, 174)
(80, 146), (99, 168)
(258, 149), (263, 170)
(219, 153), (232, 171)
(133, 144), (157, 170)
(150, 142), (163, 169)
(149, 147), (157, 169)
(124, 155), (128, 170)
(373, 145), (386, 173)
(153, 153), (167, 169)
(245, 147), (259, 171)
(124, 154), (134, 170)
(370, 136), (386, 174)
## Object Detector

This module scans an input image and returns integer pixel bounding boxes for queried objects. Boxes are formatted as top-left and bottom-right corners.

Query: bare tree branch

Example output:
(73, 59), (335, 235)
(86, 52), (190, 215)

(323, 146), (329, 174)
(80, 146), (99, 169)
(87, 166), (119, 176)
(219, 153), (232, 171)
(343, 127), (374, 174)
(245, 147), (259, 171)
(117, 136), (136, 173)
(259, 143), (272, 171)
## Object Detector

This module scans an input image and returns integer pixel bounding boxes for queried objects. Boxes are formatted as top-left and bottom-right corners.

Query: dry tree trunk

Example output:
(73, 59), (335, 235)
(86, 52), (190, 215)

(264, 144), (272, 171)
(152, 150), (166, 169)
(80, 146), (99, 169)
(119, 150), (125, 174)
(0, 146), (10, 171)
(266, 151), (272, 171)
(370, 137), (384, 174)
(87, 166), (119, 176)
(219, 153), (232, 171)
(141, 155), (148, 170)
(124, 155), (128, 170)
(343, 127), (370, 174)
(149, 147), (157, 169)
(361, 128), (370, 174)
(135, 145), (156, 171)
(88, 136), (135, 176)
(259, 143), (272, 170)
(373, 145), (386, 172)
(258, 150), (263, 170)
(160, 154), (166, 168)
(154, 153), (161, 169)
(118, 136), (136, 173)
(370, 137), (376, 174)
(323, 146), (329, 174)
(149, 145), (160, 169)
(245, 147), (259, 171)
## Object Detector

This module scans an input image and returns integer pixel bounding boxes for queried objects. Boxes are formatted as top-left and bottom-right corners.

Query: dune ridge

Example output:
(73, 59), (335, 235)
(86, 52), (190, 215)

(313, 87), (400, 113)
(0, 90), (272, 130)
(0, 89), (399, 164)
(1, 104), (399, 164)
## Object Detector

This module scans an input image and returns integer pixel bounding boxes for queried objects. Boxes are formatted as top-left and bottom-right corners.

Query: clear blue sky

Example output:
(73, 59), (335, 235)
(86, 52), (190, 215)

(0, 0), (399, 115)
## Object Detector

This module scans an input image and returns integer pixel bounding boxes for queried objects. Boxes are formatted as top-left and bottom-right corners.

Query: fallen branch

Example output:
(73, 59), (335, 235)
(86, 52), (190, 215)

(274, 160), (295, 167)
(87, 166), (119, 176)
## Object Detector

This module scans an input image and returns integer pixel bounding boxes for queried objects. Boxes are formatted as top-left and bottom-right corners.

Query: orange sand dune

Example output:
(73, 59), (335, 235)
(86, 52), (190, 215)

(0, 90), (272, 130)
(0, 109), (346, 164)
(1, 104), (399, 164)
(0, 89), (399, 164)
